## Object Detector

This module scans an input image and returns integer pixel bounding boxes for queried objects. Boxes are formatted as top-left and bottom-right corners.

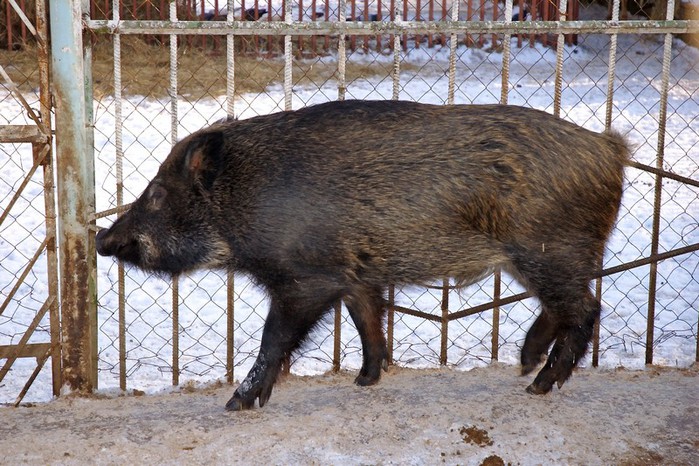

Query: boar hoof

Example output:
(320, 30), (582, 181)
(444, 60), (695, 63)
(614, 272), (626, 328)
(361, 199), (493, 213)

(354, 373), (380, 386)
(225, 394), (255, 411)
(525, 381), (553, 395)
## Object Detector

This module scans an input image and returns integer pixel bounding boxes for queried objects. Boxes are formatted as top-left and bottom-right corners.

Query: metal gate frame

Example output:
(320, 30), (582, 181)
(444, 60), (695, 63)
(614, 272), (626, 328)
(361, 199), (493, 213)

(42, 0), (699, 393)
(0, 0), (60, 406)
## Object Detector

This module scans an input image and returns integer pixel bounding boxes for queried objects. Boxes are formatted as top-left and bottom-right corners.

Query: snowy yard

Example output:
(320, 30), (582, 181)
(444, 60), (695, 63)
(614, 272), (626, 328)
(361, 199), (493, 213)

(1, 3), (698, 421)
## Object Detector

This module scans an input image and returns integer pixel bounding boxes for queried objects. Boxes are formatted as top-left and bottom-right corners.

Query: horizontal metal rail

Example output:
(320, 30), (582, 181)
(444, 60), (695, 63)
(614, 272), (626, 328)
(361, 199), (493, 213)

(392, 242), (699, 321)
(627, 160), (699, 189)
(85, 19), (699, 36)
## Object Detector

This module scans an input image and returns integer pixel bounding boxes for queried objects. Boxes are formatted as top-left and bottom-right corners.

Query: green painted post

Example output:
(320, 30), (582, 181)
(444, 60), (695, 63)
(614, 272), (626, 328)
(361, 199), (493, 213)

(49, 0), (98, 393)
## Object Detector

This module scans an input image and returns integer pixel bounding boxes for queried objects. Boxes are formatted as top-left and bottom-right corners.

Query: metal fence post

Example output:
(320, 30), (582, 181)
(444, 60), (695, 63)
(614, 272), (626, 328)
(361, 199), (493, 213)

(49, 0), (98, 392)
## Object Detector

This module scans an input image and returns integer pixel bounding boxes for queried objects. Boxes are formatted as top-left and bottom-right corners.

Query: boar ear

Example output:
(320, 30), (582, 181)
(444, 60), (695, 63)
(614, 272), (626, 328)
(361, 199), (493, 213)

(183, 131), (224, 191)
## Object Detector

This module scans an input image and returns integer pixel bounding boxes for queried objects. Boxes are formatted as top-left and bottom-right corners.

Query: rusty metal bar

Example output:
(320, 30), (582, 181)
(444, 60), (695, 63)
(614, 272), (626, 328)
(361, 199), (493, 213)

(447, 0), (458, 105)
(225, 0), (235, 387)
(14, 345), (52, 407)
(7, 0), (37, 37)
(387, 285), (395, 365)
(553, 0), (567, 117)
(393, 304), (442, 322)
(440, 279), (449, 365)
(0, 145), (48, 229)
(626, 160), (699, 189)
(0, 297), (54, 383)
(0, 67), (49, 136)
(337, 0), (347, 100)
(49, 0), (98, 392)
(226, 271), (235, 384)
(0, 125), (48, 143)
(284, 0), (292, 110)
(592, 277), (602, 367)
(168, 1), (181, 387)
(0, 343), (51, 359)
(0, 237), (49, 318)
(172, 276), (180, 385)
(646, 0), (676, 366)
(492, 269), (501, 361)
(35, 0), (60, 398)
(333, 300), (342, 372)
(501, 0), (513, 105)
(85, 19), (699, 36)
(439, 244), (699, 321)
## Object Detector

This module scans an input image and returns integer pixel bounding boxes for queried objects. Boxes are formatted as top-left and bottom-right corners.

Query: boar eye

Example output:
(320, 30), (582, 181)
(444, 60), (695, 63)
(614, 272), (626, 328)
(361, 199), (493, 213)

(147, 184), (167, 208)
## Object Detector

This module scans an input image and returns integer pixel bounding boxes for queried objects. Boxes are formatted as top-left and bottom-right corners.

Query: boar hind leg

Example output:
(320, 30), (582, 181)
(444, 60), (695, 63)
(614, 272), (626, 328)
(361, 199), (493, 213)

(344, 284), (388, 386)
(225, 287), (338, 411)
(511, 249), (600, 394)
(525, 291), (600, 394)
(520, 307), (558, 375)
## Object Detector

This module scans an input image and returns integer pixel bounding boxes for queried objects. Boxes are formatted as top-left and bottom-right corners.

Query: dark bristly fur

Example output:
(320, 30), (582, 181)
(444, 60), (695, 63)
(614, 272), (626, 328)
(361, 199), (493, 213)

(95, 100), (630, 410)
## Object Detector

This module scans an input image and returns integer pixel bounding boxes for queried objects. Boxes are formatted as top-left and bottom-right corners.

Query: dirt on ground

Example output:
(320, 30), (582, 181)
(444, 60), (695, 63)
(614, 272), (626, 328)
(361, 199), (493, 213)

(1, 364), (698, 465)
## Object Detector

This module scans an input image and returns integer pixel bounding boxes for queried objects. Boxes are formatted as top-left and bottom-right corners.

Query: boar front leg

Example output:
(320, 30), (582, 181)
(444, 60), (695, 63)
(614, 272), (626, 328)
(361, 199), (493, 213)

(225, 280), (340, 411)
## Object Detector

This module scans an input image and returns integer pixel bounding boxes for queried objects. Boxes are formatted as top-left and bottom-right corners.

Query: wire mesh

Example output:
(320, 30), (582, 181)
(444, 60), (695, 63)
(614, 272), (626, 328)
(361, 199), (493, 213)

(0, 0), (697, 401)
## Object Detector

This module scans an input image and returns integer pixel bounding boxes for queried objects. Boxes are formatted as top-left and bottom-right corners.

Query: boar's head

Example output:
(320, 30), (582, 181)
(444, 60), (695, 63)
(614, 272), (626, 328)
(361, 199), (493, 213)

(96, 129), (231, 275)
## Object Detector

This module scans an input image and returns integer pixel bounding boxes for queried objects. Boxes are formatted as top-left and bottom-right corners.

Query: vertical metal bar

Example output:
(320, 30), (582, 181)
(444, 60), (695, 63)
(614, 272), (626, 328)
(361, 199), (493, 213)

(402, 0), (407, 51)
(284, 0), (292, 110)
(112, 0), (127, 393)
(267, 0), (273, 56)
(529, 0), (536, 46)
(169, 0), (180, 386)
(227, 271), (235, 383)
(35, 0), (61, 399)
(338, 0), (347, 101)
(49, 0), (98, 392)
(172, 276), (180, 385)
(605, 0), (620, 130)
(646, 0), (675, 366)
(225, 0), (236, 387)
(14, 347), (51, 407)
(466, 0), (473, 46)
(376, 0), (382, 50)
(311, 0), (317, 54)
(351, 0), (357, 51)
(298, 0), (304, 54)
(324, 0), (330, 51)
(517, 0), (523, 48)
(440, 279), (449, 365)
(592, 276), (602, 366)
(6, 0), (11, 51)
(387, 285), (395, 365)
(491, 0), (497, 48)
(428, 0), (434, 47)
(597, 0), (620, 369)
(491, 270), (501, 361)
(447, 0), (458, 105)
(478, 0), (485, 48)
(414, 0), (421, 49)
(440, 0), (447, 46)
(553, 0), (567, 117)
(501, 0), (513, 105)
(333, 301), (342, 372)
(392, 5), (401, 101)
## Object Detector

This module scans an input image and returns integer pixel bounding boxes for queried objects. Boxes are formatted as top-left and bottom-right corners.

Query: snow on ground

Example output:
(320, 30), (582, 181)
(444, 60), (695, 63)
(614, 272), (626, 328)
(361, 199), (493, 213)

(1, 20), (698, 407)
(1, 366), (698, 464)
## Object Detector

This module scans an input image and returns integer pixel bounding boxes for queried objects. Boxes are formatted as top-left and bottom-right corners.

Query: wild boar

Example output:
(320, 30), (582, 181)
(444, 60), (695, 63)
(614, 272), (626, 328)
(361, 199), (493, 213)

(95, 99), (629, 410)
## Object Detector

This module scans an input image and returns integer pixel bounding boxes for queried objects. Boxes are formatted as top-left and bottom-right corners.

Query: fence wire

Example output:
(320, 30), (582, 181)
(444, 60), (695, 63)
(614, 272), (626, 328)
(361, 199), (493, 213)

(1, 0), (698, 400)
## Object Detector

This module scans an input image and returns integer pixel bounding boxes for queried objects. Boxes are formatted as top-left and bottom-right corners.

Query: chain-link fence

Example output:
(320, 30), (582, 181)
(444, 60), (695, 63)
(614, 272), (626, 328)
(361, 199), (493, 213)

(0, 0), (59, 406)
(1, 0), (697, 402)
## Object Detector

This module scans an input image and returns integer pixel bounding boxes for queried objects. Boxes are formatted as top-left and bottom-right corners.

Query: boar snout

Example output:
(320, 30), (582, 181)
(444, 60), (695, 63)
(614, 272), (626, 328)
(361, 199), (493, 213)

(95, 223), (141, 265)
